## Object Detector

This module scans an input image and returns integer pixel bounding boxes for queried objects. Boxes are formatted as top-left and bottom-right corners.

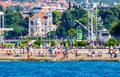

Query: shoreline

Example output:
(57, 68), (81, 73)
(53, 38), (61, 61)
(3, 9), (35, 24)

(0, 48), (119, 62)
(0, 57), (120, 61)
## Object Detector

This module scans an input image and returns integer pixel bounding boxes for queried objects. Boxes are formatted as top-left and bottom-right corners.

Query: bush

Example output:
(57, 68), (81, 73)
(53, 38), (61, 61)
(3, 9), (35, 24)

(77, 41), (87, 46)
(51, 40), (56, 46)
(20, 43), (27, 47)
(19, 40), (29, 47)
(33, 40), (43, 46)
(4, 44), (15, 47)
(73, 41), (78, 46)
(32, 44), (39, 47)
(22, 40), (29, 44)
(105, 38), (118, 46)
(60, 41), (70, 47)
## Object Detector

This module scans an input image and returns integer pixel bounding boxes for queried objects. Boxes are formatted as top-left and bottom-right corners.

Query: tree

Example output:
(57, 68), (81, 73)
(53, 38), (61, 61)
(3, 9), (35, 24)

(56, 26), (66, 38)
(5, 24), (24, 39)
(68, 28), (76, 38)
(29, 11), (34, 17)
(0, 5), (4, 11)
(105, 38), (118, 46)
(33, 40), (42, 46)
(52, 10), (61, 26)
(67, 28), (76, 46)
(56, 7), (87, 39)
(99, 6), (120, 31)
(61, 10), (73, 32)
(47, 31), (56, 39)
(4, 11), (28, 39)
(111, 21), (120, 39)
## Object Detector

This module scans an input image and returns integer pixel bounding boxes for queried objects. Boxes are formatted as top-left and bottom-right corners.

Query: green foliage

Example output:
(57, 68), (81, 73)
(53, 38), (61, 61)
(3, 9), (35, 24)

(32, 44), (39, 47)
(68, 28), (76, 37)
(77, 41), (87, 46)
(20, 43), (27, 47)
(4, 11), (28, 39)
(0, 5), (3, 11)
(105, 38), (118, 46)
(52, 10), (62, 26)
(61, 10), (73, 32)
(51, 40), (56, 46)
(56, 26), (66, 38)
(6, 6), (22, 11)
(22, 40), (29, 44)
(56, 8), (87, 38)
(61, 41), (70, 47)
(73, 41), (78, 46)
(111, 21), (120, 39)
(4, 44), (15, 47)
(33, 40), (43, 46)
(67, 0), (120, 5)
(47, 31), (56, 39)
(99, 6), (120, 31)
(29, 11), (34, 17)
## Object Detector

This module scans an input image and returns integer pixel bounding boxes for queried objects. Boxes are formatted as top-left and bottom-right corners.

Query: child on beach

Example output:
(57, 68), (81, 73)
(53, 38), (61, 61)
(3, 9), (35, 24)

(114, 49), (119, 58)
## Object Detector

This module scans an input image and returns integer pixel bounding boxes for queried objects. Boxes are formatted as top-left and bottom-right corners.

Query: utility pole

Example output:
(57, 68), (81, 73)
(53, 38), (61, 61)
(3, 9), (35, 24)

(28, 16), (31, 36)
(90, 8), (94, 46)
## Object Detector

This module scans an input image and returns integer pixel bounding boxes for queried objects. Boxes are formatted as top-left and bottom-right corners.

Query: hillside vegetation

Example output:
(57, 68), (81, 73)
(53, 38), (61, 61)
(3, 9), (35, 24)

(67, 0), (120, 5)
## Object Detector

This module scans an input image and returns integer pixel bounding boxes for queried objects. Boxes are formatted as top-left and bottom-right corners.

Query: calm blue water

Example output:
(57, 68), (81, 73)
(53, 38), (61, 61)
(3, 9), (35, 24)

(0, 61), (120, 77)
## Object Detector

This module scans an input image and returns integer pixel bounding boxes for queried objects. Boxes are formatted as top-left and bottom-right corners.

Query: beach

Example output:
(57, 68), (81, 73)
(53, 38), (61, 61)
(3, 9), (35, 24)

(0, 47), (120, 61)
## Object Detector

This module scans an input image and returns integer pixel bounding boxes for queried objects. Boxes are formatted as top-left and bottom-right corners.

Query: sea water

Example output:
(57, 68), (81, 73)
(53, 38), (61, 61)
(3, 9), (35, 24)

(0, 61), (120, 77)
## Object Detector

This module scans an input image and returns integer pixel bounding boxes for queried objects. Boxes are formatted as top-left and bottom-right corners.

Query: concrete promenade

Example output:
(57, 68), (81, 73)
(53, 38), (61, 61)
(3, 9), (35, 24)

(0, 47), (119, 61)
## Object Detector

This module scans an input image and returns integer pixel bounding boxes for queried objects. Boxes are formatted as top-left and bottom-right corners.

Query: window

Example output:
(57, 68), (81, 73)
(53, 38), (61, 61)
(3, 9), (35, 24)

(42, 22), (43, 25)
(42, 29), (44, 32)
(45, 22), (47, 25)
(30, 21), (33, 25)
(37, 29), (39, 32)
(49, 22), (51, 25)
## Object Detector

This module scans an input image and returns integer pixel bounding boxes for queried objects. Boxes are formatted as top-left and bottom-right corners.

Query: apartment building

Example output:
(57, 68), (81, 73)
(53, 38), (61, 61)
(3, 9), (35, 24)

(29, 11), (56, 36)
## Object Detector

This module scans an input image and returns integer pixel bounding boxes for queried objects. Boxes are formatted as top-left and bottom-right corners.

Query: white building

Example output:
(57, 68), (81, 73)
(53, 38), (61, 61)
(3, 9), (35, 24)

(29, 11), (57, 37)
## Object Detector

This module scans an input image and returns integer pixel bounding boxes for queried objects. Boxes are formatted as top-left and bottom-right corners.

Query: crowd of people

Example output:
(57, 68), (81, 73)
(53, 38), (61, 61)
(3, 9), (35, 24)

(2, 40), (120, 60)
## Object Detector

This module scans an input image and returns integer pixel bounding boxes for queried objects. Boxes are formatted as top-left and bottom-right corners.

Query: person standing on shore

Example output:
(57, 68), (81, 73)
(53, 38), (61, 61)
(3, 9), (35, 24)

(26, 46), (30, 60)
(1, 41), (4, 51)
(118, 43), (120, 52)
(75, 49), (78, 59)
(109, 45), (113, 58)
(114, 49), (119, 58)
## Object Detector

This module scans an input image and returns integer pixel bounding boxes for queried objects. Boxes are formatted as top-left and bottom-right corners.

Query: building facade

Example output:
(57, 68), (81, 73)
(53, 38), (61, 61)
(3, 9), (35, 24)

(29, 11), (56, 37)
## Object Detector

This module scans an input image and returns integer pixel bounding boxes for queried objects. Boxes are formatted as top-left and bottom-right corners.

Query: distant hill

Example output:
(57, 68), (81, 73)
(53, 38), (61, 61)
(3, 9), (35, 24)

(67, 0), (120, 5)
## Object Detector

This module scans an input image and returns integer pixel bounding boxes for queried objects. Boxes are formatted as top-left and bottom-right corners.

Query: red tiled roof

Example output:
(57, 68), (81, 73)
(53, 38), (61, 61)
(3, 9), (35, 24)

(0, 2), (12, 7)
(23, 2), (32, 7)
(31, 12), (46, 19)
(38, 12), (46, 18)
(58, 0), (66, 3)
